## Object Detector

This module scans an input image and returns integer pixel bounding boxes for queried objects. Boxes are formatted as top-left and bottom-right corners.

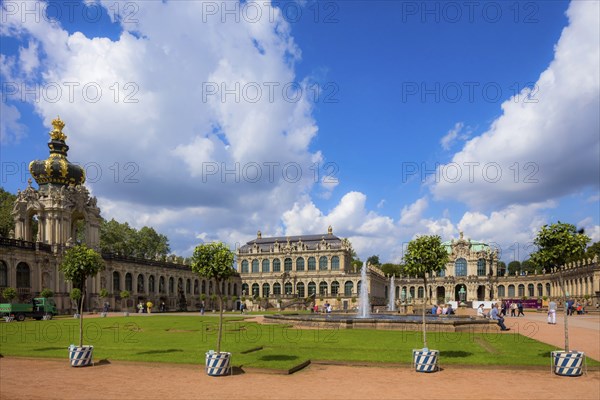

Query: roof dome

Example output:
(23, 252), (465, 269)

(29, 117), (85, 187)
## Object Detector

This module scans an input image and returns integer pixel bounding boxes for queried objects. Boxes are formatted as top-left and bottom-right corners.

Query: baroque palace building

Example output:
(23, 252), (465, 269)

(236, 228), (388, 310)
(0, 118), (241, 313)
(394, 232), (600, 307)
(1, 118), (598, 312)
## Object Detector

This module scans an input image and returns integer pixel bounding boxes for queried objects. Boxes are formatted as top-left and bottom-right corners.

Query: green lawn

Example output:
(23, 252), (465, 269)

(1, 315), (596, 370)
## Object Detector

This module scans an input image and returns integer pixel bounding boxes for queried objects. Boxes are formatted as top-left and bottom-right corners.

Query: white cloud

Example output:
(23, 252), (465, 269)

(1, 1), (323, 250)
(457, 201), (555, 260)
(440, 122), (471, 151)
(0, 102), (26, 144)
(399, 196), (428, 226)
(431, 1), (600, 210)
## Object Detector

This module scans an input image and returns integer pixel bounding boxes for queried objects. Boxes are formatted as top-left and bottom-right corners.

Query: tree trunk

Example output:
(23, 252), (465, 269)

(422, 276), (428, 349)
(557, 268), (569, 352)
(79, 288), (85, 347)
(215, 279), (224, 354)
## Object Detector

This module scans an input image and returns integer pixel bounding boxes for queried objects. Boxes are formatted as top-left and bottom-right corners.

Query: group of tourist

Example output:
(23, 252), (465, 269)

(566, 299), (587, 315)
(476, 303), (510, 331)
(430, 304), (455, 315)
(313, 302), (333, 313)
(136, 301), (165, 313)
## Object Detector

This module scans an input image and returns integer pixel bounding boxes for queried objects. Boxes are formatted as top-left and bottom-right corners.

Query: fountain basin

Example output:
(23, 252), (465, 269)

(264, 314), (501, 333)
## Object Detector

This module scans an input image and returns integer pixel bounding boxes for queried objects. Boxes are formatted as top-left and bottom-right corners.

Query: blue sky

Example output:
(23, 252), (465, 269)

(1, 0), (598, 263)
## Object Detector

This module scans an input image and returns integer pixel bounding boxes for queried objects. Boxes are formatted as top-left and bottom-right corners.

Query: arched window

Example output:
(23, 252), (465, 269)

(201, 280), (206, 294)
(273, 282), (281, 295)
(537, 283), (543, 297)
(296, 257), (305, 271)
(331, 256), (340, 271)
(159, 276), (165, 293)
(409, 286), (415, 299)
(178, 278), (184, 293)
(194, 279), (199, 295)
(284, 282), (293, 295)
(319, 256), (328, 271)
(251, 259), (259, 273)
(477, 259), (486, 276)
(455, 258), (467, 276)
(0, 261), (7, 287)
(528, 284), (534, 297)
(137, 274), (145, 293)
(262, 259), (270, 273)
(273, 258), (281, 272)
(319, 281), (328, 295)
(251, 283), (259, 297)
(241, 260), (249, 273)
(438, 268), (446, 277)
(126, 273), (133, 291)
(497, 285), (505, 297)
(169, 277), (174, 294)
(112, 271), (121, 292)
(357, 281), (362, 295)
(344, 281), (353, 296)
(308, 257), (316, 271)
(284, 258), (292, 272)
(508, 285), (515, 297)
(296, 282), (305, 297)
(241, 283), (249, 296)
(518, 284), (525, 297)
(262, 283), (270, 298)
(307, 282), (316, 296)
(545, 283), (551, 297)
(186, 279), (191, 294)
(331, 281), (339, 295)
(16, 262), (30, 288)
(148, 275), (155, 293)
(418, 286), (424, 298)
(233, 283), (238, 295)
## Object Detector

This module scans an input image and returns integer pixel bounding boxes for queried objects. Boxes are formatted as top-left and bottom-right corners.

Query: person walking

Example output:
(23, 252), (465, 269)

(548, 300), (557, 324)
(517, 301), (525, 317)
(500, 301), (507, 317)
(510, 302), (517, 317)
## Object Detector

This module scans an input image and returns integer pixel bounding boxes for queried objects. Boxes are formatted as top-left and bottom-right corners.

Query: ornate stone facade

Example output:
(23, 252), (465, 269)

(236, 228), (388, 310)
(0, 118), (241, 313)
(392, 232), (600, 307)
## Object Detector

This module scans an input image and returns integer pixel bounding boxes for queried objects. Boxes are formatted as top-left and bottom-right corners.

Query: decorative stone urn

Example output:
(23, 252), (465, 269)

(69, 345), (94, 367)
(413, 349), (439, 373)
(552, 351), (585, 376)
(205, 351), (231, 376)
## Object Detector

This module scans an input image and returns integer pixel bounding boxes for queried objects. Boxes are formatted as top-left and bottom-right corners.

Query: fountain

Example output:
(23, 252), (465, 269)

(387, 275), (396, 311)
(357, 262), (371, 318)
(266, 260), (498, 332)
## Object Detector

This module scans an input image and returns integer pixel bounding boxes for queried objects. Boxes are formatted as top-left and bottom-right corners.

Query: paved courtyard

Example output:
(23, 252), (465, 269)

(1, 312), (599, 400)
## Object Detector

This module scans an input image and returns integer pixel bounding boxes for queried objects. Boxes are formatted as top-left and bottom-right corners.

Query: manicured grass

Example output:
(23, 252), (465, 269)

(1, 315), (596, 370)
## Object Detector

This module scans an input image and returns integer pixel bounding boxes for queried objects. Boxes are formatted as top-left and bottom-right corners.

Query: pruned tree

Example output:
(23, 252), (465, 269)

(190, 242), (235, 353)
(60, 244), (105, 347)
(529, 222), (590, 352)
(403, 235), (449, 349)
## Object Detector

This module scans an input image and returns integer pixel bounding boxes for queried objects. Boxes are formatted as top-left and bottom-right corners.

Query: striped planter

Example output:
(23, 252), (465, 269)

(413, 349), (439, 373)
(552, 351), (585, 376)
(69, 345), (94, 367)
(205, 351), (231, 376)
(43, 314), (52, 320)
(4, 316), (14, 322)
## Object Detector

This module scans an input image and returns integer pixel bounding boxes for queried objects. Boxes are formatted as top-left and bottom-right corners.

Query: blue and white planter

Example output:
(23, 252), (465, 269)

(413, 349), (439, 373)
(69, 345), (94, 367)
(4, 316), (14, 322)
(205, 351), (231, 376)
(552, 351), (585, 376)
